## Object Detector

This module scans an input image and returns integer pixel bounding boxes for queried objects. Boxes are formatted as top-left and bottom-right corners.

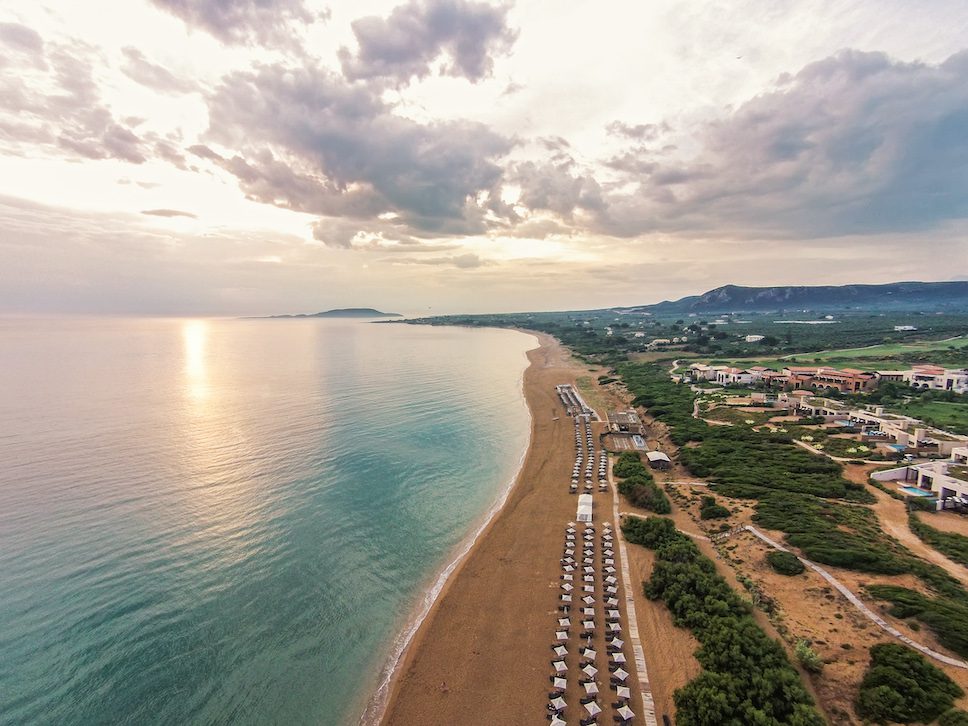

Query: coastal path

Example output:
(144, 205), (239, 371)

(744, 525), (968, 670)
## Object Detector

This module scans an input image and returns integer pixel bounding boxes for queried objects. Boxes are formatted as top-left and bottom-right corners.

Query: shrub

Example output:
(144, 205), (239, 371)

(855, 643), (963, 723)
(613, 451), (648, 478)
(624, 516), (824, 726)
(940, 710), (968, 726)
(866, 585), (968, 658)
(614, 454), (671, 514)
(767, 550), (805, 576)
(699, 495), (730, 519)
(794, 639), (824, 673)
(908, 513), (968, 567)
(908, 496), (938, 512)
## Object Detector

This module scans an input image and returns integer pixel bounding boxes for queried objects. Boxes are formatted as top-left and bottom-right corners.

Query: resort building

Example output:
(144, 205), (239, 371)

(783, 366), (877, 393)
(904, 365), (968, 394)
(872, 447), (968, 509)
(849, 407), (968, 456)
(607, 410), (644, 435)
(645, 451), (672, 470)
(714, 367), (754, 386)
(744, 334), (765, 343)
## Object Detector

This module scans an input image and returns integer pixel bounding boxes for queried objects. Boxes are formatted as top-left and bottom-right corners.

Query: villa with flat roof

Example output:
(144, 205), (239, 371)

(873, 447), (968, 509)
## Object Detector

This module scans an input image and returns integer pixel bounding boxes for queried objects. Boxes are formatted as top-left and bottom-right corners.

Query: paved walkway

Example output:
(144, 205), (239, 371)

(744, 525), (968, 670)
(609, 469), (659, 726)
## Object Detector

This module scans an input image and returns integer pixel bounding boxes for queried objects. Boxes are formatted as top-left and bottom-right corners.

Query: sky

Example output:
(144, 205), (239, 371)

(1, 0), (967, 315)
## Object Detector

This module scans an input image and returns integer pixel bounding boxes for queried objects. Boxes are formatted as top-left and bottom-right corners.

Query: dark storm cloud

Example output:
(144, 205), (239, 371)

(203, 61), (513, 235)
(339, 0), (516, 84)
(529, 50), (968, 240)
(148, 0), (324, 48)
(120, 47), (194, 94)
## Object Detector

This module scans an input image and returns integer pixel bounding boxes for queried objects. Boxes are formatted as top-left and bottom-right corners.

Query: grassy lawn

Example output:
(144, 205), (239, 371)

(897, 401), (968, 435)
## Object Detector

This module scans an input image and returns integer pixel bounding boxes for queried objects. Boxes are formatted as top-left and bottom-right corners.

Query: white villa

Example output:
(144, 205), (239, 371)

(873, 447), (968, 509)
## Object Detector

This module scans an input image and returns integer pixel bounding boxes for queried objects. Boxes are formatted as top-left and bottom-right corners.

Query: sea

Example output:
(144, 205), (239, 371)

(0, 317), (534, 725)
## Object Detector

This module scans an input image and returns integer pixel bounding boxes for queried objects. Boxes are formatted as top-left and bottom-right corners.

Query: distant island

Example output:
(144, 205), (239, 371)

(265, 308), (402, 319)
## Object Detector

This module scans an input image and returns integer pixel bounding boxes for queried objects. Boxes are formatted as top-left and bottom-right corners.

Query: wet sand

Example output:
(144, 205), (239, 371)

(380, 333), (638, 725)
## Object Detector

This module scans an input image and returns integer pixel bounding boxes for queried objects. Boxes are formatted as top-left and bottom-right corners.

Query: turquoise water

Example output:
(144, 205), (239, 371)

(901, 486), (935, 498)
(0, 318), (533, 725)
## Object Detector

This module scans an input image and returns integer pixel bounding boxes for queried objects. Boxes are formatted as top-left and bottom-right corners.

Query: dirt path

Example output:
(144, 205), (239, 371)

(843, 465), (968, 588)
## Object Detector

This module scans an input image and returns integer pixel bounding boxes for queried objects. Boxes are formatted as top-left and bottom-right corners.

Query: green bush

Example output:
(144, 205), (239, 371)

(909, 513), (968, 567)
(614, 453), (671, 514)
(866, 585), (968, 658)
(623, 516), (824, 726)
(855, 643), (963, 723)
(908, 496), (938, 512)
(939, 710), (968, 726)
(767, 550), (805, 576)
(794, 639), (824, 673)
(613, 451), (648, 478)
(699, 494), (730, 520)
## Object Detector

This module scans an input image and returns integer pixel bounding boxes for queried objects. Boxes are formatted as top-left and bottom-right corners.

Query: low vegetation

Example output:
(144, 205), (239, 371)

(767, 550), (805, 576)
(939, 710), (968, 725)
(908, 513), (968, 568)
(622, 516), (824, 726)
(698, 495), (730, 520)
(794, 639), (824, 673)
(866, 585), (968, 659)
(855, 643), (963, 723)
(613, 451), (671, 514)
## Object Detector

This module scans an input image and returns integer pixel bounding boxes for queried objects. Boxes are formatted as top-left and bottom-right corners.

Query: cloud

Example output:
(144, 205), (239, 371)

(0, 36), (148, 163)
(0, 22), (43, 57)
(388, 252), (488, 268)
(120, 47), (194, 94)
(339, 0), (516, 84)
(203, 61), (513, 236)
(527, 50), (968, 240)
(141, 208), (197, 218)
(605, 121), (669, 140)
(148, 0), (324, 48)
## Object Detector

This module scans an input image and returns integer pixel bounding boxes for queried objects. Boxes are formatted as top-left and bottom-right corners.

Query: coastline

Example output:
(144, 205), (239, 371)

(358, 329), (538, 724)
(377, 331), (604, 725)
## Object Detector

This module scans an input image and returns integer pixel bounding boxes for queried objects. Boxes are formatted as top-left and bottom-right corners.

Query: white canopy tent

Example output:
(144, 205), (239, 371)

(576, 493), (593, 522)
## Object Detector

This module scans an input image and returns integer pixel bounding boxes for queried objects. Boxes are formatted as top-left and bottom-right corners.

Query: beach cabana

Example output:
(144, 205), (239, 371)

(576, 494), (593, 522)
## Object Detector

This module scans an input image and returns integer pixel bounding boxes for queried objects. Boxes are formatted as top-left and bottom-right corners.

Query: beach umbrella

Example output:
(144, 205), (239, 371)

(604, 567), (616, 574)
(554, 645), (568, 657)
(584, 701), (602, 717)
(608, 609), (621, 619)
(558, 617), (571, 627)
(583, 681), (599, 695)
(550, 716), (566, 726)
(606, 598), (619, 607)
(609, 638), (625, 650)
(550, 696), (566, 711)
(581, 607), (595, 616)
(583, 557), (593, 565)
(606, 586), (618, 595)
(609, 623), (621, 632)
(581, 648), (597, 660)
(556, 631), (568, 641)
(612, 653), (627, 664)
(617, 705), (635, 721)
(553, 660), (567, 674)
(563, 565), (574, 572)
(583, 586), (595, 593)
(582, 595), (595, 604)
(553, 676), (568, 690)
(566, 527), (575, 533)
(605, 576), (618, 585)
(616, 685), (631, 700)
(560, 594), (572, 603)
(582, 663), (598, 678)
(562, 574), (573, 582)
(583, 566), (594, 574)
(583, 575), (594, 583)
(613, 667), (629, 682)
(582, 620), (595, 629)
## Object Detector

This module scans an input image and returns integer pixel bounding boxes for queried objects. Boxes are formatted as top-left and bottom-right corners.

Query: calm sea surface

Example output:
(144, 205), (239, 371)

(0, 318), (533, 725)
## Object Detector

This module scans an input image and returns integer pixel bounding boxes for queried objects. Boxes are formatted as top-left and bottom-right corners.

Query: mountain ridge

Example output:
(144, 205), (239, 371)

(612, 281), (968, 314)
(265, 307), (402, 319)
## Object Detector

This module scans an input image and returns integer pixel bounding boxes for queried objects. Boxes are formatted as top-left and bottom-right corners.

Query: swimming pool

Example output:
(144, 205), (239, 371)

(888, 444), (907, 452)
(900, 486), (935, 498)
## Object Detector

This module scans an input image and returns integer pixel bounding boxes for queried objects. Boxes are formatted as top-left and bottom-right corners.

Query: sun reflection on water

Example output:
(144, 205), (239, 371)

(183, 320), (209, 402)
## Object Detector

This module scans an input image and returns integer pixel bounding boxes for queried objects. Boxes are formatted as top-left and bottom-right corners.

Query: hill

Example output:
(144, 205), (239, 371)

(268, 308), (402, 318)
(616, 281), (968, 315)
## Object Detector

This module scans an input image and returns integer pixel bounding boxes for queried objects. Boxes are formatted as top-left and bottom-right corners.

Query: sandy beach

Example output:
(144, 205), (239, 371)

(379, 332), (640, 725)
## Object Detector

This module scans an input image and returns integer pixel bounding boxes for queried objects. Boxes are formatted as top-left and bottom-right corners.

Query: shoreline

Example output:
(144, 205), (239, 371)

(358, 329), (540, 725)
(379, 331), (607, 725)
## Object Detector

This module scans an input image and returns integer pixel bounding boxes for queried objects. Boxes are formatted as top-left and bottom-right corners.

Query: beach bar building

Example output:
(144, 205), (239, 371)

(646, 451), (672, 470)
(576, 494), (593, 522)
